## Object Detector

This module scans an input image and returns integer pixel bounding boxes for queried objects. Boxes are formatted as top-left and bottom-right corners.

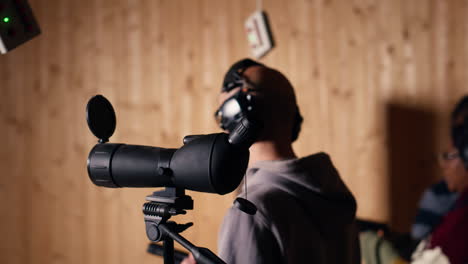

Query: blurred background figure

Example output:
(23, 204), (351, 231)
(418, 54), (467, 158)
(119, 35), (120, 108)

(360, 95), (468, 264)
(410, 180), (458, 242)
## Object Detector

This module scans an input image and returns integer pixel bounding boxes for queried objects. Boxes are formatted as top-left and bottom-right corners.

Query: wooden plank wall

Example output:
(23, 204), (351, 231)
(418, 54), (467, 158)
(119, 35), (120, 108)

(1, 0), (467, 263)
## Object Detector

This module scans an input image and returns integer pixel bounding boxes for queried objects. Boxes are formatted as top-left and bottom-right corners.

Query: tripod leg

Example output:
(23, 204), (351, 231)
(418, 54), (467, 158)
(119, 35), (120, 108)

(163, 237), (175, 264)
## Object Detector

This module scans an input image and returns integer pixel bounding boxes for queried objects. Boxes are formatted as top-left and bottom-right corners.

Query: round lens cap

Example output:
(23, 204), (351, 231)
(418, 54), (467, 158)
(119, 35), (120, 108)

(86, 95), (116, 142)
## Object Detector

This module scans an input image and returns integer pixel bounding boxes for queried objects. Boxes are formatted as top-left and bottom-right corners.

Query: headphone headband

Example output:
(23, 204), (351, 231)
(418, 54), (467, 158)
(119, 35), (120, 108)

(222, 59), (264, 93)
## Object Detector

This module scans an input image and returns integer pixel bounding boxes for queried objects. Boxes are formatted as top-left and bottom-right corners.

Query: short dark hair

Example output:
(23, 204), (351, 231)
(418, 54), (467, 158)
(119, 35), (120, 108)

(452, 95), (468, 123)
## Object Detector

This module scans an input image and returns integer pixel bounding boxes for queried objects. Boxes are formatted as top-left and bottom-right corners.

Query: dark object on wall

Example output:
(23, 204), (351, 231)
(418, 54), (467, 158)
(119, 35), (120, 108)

(387, 104), (438, 233)
(0, 0), (40, 54)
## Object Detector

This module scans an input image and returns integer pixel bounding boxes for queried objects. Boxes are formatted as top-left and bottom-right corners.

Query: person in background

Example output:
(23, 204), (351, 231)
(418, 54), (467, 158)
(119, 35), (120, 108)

(183, 59), (361, 264)
(427, 95), (468, 264)
(360, 95), (468, 264)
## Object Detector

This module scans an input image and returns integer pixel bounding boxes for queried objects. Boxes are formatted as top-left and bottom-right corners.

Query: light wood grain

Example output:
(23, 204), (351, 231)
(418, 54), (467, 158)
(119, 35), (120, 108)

(1, 0), (467, 263)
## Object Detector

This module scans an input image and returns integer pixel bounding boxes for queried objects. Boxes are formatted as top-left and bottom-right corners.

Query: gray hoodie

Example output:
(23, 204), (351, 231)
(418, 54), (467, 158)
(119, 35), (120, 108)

(218, 153), (360, 264)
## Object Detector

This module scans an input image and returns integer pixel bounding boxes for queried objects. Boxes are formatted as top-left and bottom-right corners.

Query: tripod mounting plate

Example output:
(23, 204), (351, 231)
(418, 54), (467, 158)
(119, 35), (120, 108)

(145, 188), (194, 210)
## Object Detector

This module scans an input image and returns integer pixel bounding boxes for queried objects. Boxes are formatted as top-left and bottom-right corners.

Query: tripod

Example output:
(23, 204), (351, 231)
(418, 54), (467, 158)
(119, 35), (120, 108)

(143, 187), (226, 264)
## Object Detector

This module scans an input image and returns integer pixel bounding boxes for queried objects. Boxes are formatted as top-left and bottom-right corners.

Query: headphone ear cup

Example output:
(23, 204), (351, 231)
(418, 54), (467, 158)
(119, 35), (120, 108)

(460, 118), (468, 169)
(228, 117), (262, 148)
(291, 109), (303, 142)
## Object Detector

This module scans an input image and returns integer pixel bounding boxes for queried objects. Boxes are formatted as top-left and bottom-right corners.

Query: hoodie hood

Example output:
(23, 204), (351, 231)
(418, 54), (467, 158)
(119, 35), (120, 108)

(242, 152), (357, 228)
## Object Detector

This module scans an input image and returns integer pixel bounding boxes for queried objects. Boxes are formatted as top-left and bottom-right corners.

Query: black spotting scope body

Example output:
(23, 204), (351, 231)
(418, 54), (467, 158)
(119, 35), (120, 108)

(87, 133), (249, 195)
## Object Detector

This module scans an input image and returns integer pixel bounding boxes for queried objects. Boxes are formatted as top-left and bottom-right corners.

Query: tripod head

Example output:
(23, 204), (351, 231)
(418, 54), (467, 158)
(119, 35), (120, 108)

(143, 187), (226, 264)
(143, 188), (194, 242)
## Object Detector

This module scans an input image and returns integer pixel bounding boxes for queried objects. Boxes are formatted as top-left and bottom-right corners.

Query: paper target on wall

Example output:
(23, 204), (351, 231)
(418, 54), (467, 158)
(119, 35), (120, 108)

(245, 10), (275, 59)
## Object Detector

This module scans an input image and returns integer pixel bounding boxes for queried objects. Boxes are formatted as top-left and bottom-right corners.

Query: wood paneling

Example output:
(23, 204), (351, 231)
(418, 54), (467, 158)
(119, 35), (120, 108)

(1, 0), (467, 263)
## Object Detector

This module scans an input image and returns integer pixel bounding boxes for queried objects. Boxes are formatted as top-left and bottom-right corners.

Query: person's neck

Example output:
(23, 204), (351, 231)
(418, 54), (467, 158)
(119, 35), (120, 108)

(248, 141), (297, 167)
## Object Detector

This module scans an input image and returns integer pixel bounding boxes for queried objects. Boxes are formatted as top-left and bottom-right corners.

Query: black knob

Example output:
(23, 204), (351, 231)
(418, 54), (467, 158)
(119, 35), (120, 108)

(234, 198), (257, 215)
(146, 222), (162, 242)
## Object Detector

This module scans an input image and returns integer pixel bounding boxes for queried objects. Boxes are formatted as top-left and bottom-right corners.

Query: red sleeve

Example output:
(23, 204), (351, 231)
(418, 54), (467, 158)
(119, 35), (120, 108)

(430, 197), (468, 264)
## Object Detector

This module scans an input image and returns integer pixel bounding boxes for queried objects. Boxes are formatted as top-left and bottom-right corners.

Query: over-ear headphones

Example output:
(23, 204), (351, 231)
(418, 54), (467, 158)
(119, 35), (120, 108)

(451, 96), (468, 169)
(453, 116), (468, 169)
(217, 58), (303, 146)
(291, 106), (303, 142)
(215, 87), (262, 147)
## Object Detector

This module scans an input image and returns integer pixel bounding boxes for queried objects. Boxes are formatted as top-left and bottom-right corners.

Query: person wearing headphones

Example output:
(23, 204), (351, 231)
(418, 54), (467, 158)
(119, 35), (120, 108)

(183, 59), (360, 264)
